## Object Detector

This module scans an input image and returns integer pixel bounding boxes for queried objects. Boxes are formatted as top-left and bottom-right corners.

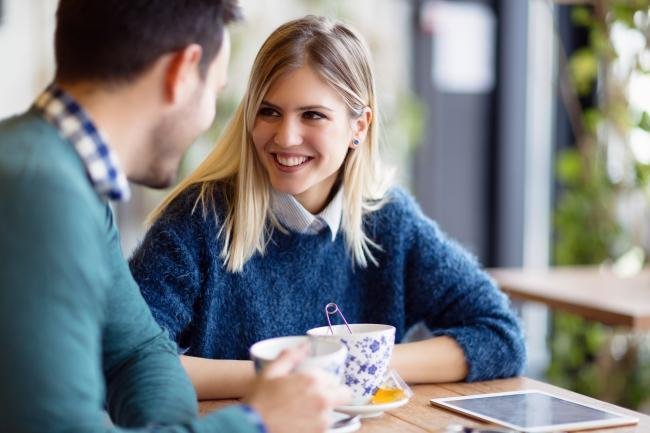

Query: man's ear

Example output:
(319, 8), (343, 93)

(164, 44), (203, 104)
(350, 107), (373, 148)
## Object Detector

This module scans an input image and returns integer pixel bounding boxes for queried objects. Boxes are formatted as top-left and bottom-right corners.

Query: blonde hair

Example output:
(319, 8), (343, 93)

(149, 15), (394, 272)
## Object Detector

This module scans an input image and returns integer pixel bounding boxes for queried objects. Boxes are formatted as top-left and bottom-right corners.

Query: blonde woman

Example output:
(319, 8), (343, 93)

(129, 15), (525, 400)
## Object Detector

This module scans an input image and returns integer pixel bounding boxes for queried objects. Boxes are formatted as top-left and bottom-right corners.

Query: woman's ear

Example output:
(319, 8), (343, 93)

(350, 107), (373, 149)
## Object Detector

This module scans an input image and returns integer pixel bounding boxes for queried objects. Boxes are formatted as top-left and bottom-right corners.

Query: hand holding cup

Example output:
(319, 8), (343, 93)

(245, 338), (350, 433)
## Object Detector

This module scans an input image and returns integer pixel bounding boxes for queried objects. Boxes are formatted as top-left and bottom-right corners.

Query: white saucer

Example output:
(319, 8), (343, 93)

(327, 411), (361, 433)
(335, 397), (410, 418)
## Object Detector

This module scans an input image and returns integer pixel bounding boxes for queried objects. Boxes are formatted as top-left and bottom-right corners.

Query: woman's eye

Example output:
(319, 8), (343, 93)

(303, 111), (326, 120)
(258, 107), (280, 117)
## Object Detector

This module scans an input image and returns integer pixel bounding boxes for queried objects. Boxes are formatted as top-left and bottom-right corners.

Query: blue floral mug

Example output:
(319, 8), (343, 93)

(307, 324), (396, 405)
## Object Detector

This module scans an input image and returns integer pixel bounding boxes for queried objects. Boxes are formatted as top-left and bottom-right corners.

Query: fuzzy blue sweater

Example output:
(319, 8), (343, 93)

(130, 185), (526, 381)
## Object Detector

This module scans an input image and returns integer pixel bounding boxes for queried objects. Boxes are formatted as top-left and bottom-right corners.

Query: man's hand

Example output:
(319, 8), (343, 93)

(244, 345), (350, 433)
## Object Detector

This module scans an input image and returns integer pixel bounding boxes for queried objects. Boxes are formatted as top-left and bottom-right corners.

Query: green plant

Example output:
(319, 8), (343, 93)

(551, 0), (650, 411)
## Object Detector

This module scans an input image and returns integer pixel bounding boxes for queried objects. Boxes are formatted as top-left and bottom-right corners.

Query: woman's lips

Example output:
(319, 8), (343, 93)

(271, 152), (314, 172)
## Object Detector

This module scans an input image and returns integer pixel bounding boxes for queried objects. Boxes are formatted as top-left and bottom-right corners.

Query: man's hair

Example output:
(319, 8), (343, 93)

(54, 0), (242, 84)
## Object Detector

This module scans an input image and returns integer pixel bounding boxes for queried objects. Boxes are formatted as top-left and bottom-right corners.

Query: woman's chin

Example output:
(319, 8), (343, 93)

(271, 184), (307, 196)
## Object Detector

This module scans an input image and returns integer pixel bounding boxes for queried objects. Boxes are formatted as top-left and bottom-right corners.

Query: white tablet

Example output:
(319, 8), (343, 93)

(430, 390), (638, 432)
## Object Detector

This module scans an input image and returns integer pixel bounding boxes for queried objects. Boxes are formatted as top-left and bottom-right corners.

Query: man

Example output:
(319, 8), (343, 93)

(0, 1), (347, 432)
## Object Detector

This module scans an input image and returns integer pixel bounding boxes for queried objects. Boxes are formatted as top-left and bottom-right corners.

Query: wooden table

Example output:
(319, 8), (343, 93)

(199, 377), (649, 432)
(488, 266), (650, 330)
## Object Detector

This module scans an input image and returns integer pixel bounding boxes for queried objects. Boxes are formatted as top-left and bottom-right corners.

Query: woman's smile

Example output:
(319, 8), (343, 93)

(271, 152), (314, 172)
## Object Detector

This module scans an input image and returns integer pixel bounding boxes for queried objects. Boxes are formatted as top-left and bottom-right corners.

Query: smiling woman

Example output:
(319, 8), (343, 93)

(129, 14), (525, 402)
(146, 14), (390, 272)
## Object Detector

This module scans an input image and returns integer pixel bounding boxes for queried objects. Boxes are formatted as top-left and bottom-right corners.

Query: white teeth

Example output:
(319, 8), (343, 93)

(276, 155), (308, 167)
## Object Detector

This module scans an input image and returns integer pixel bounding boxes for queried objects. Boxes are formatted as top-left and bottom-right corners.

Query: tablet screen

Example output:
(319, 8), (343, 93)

(431, 390), (638, 432)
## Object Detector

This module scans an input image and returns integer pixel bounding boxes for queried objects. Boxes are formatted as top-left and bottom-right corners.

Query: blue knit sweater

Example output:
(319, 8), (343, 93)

(129, 185), (526, 381)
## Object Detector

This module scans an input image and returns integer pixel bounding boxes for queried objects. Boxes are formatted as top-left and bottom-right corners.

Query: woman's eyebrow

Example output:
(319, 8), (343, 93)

(297, 104), (334, 112)
(260, 100), (280, 110)
(260, 100), (334, 112)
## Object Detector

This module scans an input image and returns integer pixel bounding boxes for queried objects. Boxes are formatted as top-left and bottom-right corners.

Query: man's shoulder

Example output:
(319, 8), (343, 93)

(1, 111), (93, 187)
(0, 113), (113, 296)
(0, 110), (105, 220)
(0, 109), (63, 151)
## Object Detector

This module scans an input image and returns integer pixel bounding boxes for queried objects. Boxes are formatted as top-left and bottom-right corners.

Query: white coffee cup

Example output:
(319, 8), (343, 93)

(249, 335), (347, 380)
(307, 324), (396, 405)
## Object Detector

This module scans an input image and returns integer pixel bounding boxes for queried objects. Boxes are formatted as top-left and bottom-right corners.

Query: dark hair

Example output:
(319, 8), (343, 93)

(54, 0), (242, 84)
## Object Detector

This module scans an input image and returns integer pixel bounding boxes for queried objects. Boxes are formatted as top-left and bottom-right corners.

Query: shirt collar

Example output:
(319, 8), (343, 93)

(271, 187), (343, 241)
(33, 83), (131, 202)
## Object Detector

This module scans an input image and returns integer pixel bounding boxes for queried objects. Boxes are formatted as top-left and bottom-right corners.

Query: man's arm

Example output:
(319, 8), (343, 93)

(0, 177), (262, 433)
(101, 203), (200, 425)
(0, 178), (110, 431)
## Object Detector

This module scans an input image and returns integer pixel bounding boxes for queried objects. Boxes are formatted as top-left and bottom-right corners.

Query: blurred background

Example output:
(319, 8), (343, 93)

(2, 0), (650, 413)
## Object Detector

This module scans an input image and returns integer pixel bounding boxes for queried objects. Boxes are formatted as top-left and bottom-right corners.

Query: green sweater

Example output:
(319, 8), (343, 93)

(0, 110), (261, 433)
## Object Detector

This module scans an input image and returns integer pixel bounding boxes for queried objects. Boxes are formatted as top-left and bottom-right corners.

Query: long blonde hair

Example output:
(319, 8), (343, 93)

(149, 15), (393, 272)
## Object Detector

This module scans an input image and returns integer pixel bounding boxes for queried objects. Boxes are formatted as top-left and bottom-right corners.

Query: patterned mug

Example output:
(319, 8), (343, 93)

(307, 324), (396, 405)
(249, 335), (347, 381)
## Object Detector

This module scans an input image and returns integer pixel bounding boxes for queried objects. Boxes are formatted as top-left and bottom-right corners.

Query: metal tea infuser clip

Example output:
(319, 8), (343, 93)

(325, 302), (352, 335)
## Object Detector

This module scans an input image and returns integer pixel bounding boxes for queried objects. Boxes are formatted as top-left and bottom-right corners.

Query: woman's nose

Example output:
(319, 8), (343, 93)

(273, 117), (303, 147)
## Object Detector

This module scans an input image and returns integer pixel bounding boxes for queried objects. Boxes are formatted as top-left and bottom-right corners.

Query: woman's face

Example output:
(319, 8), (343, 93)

(251, 65), (368, 213)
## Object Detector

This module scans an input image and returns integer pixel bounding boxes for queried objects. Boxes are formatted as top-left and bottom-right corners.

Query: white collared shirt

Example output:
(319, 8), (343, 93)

(271, 187), (343, 241)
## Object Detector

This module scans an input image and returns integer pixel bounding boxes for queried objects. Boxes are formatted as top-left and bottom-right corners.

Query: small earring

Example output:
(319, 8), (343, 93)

(352, 139), (360, 147)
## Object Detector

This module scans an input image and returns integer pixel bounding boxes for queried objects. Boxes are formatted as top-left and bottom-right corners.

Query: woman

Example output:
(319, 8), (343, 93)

(129, 15), (526, 400)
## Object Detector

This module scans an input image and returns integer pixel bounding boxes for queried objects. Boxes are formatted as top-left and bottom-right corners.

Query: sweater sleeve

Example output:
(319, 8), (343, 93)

(0, 175), (264, 433)
(102, 203), (201, 426)
(129, 204), (204, 345)
(395, 190), (526, 381)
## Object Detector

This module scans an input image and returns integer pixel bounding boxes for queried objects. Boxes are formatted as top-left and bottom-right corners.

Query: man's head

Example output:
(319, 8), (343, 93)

(54, 0), (241, 188)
